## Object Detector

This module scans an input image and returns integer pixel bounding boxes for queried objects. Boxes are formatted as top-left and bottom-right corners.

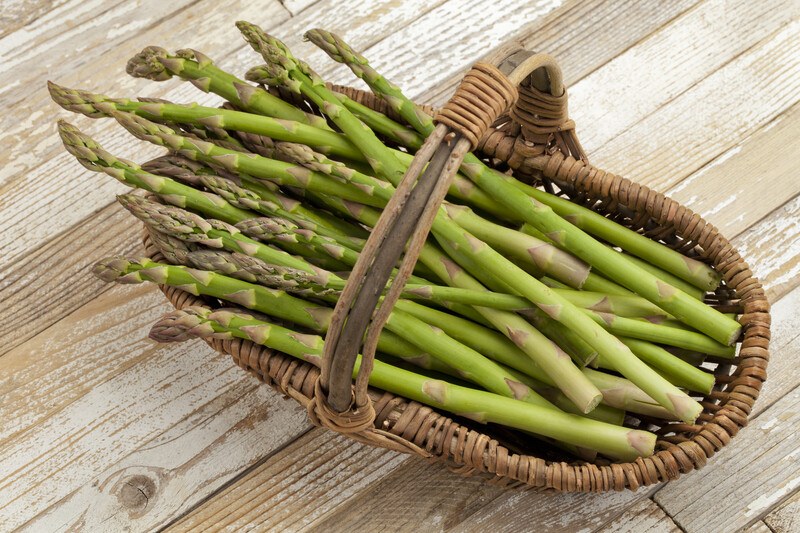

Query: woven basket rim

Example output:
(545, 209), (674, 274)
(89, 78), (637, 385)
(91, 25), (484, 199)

(142, 86), (770, 492)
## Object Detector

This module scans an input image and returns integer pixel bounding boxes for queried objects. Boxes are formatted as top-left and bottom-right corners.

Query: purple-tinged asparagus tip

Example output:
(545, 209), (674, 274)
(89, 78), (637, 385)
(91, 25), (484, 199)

(126, 46), (173, 81)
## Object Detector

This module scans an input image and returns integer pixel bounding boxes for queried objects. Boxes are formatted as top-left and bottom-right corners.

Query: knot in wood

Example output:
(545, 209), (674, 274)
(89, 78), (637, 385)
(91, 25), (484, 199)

(435, 62), (518, 149)
(307, 377), (376, 434)
(115, 474), (157, 515)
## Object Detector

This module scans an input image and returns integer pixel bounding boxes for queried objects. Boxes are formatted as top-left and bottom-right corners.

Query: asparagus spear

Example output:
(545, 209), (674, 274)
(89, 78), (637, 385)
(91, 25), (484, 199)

(91, 99), (599, 411)
(149, 306), (656, 460)
(238, 23), (707, 422)
(57, 121), (254, 224)
(520, 222), (706, 300)
(577, 309), (736, 357)
(305, 28), (720, 293)
(97, 254), (551, 408)
(126, 46), (331, 131)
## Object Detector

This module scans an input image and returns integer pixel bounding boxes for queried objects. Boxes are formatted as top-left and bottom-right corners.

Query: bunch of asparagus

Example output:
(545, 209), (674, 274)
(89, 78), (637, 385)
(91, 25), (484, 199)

(50, 21), (742, 462)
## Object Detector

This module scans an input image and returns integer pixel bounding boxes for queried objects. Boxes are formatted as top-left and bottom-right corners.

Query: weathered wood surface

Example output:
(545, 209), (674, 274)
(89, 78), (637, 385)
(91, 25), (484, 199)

(596, 499), (681, 533)
(764, 490), (800, 533)
(1, 0), (799, 531)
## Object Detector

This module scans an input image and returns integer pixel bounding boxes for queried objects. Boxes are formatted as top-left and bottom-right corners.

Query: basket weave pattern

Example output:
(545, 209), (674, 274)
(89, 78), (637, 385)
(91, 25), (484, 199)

(143, 79), (770, 491)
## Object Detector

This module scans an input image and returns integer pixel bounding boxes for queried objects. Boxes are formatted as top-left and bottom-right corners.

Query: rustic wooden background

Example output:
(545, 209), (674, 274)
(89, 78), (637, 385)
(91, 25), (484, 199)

(1, 0), (799, 531)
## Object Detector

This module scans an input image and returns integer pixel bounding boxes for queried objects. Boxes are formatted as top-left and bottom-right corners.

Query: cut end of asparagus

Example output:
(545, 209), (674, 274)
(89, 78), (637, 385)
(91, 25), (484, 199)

(583, 392), (605, 414)
(626, 429), (657, 458)
(668, 393), (704, 424)
(726, 324), (743, 346)
(126, 46), (174, 81)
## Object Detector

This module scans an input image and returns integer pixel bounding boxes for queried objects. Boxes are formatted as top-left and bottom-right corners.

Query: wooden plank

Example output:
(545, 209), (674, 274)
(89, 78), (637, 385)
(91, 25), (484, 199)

(746, 522), (775, 533)
(0, 202), (138, 356)
(0, 0), (73, 40)
(424, 0), (701, 107)
(668, 101), (800, 238)
(0, 0), (197, 184)
(732, 193), (800, 303)
(570, 0), (799, 154)
(0, 285), (310, 531)
(764, 490), (800, 533)
(0, 0), (292, 267)
(596, 499), (681, 533)
(654, 385), (800, 532)
(278, 0), (320, 16)
(590, 19), (800, 192)
(171, 428), (655, 533)
(168, 429), (408, 532)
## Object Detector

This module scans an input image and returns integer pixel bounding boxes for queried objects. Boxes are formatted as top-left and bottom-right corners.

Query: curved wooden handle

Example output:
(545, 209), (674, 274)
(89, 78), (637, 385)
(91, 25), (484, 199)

(317, 52), (535, 419)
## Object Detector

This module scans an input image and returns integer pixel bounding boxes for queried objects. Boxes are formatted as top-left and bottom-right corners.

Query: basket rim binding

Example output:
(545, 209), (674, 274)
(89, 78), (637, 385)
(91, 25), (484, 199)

(141, 73), (770, 492)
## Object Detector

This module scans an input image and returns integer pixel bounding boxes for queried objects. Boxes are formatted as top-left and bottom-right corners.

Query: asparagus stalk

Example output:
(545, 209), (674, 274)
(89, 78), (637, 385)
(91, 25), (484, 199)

(305, 29), (735, 342)
(149, 306), (656, 460)
(99, 253), (551, 407)
(245, 25), (679, 414)
(582, 368), (678, 420)
(444, 203), (590, 288)
(521, 222), (706, 300)
(57, 121), (255, 224)
(49, 81), (364, 160)
(616, 338), (715, 394)
(306, 28), (719, 292)
(93, 86), (599, 410)
(577, 309), (736, 357)
(109, 111), (386, 208)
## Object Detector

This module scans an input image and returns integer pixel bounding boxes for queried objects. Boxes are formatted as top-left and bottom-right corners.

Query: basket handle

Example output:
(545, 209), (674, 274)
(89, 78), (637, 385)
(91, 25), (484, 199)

(309, 51), (558, 429)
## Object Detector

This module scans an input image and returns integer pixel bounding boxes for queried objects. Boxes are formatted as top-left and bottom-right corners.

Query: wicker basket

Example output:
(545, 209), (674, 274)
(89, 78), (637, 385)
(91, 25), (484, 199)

(143, 49), (770, 492)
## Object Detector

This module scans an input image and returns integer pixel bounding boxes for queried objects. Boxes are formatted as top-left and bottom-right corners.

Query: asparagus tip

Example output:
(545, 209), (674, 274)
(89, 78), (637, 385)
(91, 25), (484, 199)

(150, 309), (193, 342)
(92, 256), (138, 283)
(126, 46), (174, 81)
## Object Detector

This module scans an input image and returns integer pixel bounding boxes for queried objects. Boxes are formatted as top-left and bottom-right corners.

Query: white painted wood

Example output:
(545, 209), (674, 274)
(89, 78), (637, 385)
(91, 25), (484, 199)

(278, 0), (319, 16)
(591, 18), (800, 192)
(0, 285), (310, 532)
(424, 0), (701, 107)
(570, 0), (799, 154)
(668, 101), (800, 238)
(0, 0), (74, 40)
(764, 490), (800, 533)
(596, 499), (681, 533)
(733, 193), (800, 302)
(654, 385), (800, 532)
(745, 521), (774, 533)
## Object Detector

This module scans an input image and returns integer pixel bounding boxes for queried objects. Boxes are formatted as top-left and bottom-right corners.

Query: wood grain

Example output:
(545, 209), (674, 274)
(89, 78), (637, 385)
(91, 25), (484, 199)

(424, 0), (701, 107)
(0, 0), (74, 40)
(0, 202), (138, 356)
(0, 285), (310, 531)
(745, 521), (775, 533)
(764, 490), (800, 533)
(654, 385), (800, 532)
(733, 193), (800, 302)
(596, 499), (681, 533)
(570, 0), (799, 154)
(591, 18), (800, 191)
(668, 101), (800, 238)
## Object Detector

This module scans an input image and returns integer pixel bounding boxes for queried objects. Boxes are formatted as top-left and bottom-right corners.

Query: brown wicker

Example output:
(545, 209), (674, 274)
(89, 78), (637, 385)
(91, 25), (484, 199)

(143, 50), (770, 492)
